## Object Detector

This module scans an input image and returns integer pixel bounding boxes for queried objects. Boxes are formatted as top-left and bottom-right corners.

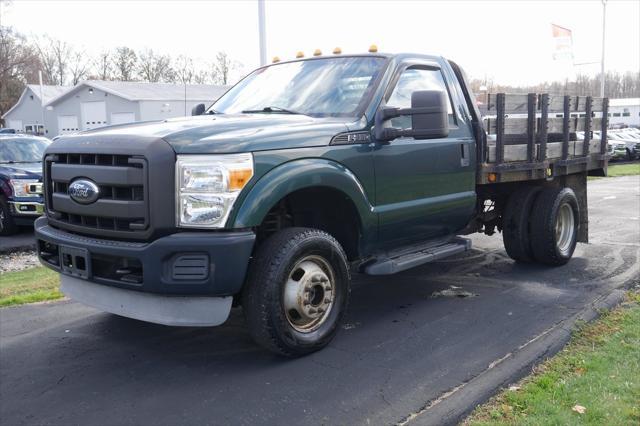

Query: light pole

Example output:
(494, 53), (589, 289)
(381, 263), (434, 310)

(600, 0), (607, 98)
(258, 0), (267, 66)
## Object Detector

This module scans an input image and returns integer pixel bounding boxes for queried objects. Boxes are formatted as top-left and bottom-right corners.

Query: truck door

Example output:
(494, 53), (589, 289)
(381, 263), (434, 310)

(373, 64), (476, 248)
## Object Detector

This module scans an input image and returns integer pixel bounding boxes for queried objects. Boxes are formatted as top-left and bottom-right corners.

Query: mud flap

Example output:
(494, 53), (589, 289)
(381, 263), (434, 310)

(565, 172), (588, 243)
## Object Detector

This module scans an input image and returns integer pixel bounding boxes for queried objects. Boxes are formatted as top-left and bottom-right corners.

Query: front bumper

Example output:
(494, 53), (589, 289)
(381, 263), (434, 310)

(61, 274), (232, 326)
(35, 217), (255, 296)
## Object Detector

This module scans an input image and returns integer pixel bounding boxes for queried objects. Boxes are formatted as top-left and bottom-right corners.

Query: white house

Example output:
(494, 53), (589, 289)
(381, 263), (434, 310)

(1, 84), (70, 136)
(609, 98), (640, 127)
(45, 80), (230, 137)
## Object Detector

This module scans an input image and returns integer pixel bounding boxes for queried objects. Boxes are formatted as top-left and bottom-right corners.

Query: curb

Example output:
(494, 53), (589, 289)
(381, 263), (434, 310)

(403, 288), (627, 426)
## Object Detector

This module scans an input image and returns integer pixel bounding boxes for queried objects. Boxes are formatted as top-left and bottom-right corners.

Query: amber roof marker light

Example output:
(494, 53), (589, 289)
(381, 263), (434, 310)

(272, 56), (280, 63)
(313, 49), (322, 56)
(333, 47), (342, 54)
(368, 44), (378, 53)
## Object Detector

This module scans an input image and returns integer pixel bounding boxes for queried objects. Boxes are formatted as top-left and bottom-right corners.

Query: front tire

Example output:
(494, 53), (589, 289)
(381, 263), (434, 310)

(0, 198), (18, 236)
(242, 227), (350, 357)
(530, 187), (579, 266)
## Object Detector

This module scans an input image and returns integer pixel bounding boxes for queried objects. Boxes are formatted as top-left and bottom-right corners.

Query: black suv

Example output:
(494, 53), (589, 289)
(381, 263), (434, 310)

(0, 135), (49, 235)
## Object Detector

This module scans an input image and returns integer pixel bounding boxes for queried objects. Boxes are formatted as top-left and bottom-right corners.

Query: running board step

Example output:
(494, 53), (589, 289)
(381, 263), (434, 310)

(364, 237), (471, 275)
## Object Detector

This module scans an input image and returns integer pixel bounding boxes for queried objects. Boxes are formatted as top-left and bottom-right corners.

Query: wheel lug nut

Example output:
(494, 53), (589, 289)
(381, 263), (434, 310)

(324, 298), (330, 303)
(317, 308), (324, 313)
(311, 276), (321, 283)
(308, 308), (317, 314)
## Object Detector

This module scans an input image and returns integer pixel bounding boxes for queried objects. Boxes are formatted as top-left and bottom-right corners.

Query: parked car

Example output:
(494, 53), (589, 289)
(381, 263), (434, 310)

(0, 134), (49, 235)
(0, 128), (17, 134)
(608, 129), (640, 160)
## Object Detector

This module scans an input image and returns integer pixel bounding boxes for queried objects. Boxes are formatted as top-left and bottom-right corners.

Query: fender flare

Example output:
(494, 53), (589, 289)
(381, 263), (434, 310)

(230, 158), (375, 233)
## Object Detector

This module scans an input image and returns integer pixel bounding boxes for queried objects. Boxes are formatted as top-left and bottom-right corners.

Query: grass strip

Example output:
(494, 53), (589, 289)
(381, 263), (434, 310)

(465, 291), (640, 425)
(0, 267), (62, 307)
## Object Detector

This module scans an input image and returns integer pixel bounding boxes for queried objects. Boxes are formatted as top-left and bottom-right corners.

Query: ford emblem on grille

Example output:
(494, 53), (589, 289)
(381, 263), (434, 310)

(68, 179), (100, 204)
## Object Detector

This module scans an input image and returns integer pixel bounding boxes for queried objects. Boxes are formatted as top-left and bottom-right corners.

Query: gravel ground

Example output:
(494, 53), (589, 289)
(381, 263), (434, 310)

(0, 250), (40, 274)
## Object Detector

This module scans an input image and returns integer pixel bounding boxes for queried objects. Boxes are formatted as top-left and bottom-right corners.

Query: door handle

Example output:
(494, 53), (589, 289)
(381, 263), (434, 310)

(460, 143), (470, 167)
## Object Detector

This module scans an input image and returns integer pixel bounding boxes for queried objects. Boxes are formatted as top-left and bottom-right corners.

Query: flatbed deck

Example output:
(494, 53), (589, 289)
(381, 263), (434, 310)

(477, 93), (609, 184)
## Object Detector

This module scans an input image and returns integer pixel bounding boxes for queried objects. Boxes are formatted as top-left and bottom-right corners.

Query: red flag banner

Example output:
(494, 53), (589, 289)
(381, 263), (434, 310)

(551, 24), (573, 61)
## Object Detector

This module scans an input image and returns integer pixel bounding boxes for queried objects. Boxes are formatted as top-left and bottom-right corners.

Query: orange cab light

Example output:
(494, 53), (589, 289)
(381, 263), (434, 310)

(313, 49), (322, 56)
(272, 56), (280, 63)
(333, 47), (342, 54)
(296, 51), (304, 58)
(368, 44), (378, 53)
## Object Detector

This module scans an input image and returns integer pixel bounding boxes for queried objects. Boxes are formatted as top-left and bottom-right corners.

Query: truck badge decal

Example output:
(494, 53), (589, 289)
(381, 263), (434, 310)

(68, 179), (100, 204)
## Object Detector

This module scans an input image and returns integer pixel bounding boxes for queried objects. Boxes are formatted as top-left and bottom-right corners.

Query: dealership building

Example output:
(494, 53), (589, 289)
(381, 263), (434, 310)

(2, 81), (230, 137)
(1, 84), (70, 135)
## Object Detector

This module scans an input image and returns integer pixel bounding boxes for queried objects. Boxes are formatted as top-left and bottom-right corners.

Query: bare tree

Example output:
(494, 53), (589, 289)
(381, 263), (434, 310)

(212, 51), (234, 85)
(33, 36), (57, 84)
(173, 55), (194, 84)
(113, 46), (137, 81)
(138, 49), (173, 82)
(69, 49), (90, 85)
(93, 49), (113, 80)
(0, 26), (41, 122)
(193, 68), (211, 84)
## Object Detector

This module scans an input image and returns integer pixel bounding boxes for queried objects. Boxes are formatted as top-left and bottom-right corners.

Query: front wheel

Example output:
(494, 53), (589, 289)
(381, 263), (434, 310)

(242, 227), (350, 357)
(0, 198), (18, 236)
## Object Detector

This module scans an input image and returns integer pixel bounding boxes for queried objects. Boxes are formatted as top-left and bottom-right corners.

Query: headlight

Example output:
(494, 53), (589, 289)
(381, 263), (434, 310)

(176, 153), (253, 228)
(9, 179), (40, 197)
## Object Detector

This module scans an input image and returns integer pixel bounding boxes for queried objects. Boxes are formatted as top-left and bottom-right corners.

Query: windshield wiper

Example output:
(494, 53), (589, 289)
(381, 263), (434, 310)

(241, 106), (307, 116)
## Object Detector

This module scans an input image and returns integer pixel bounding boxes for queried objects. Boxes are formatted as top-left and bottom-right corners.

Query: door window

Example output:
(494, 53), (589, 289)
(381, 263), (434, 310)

(387, 68), (455, 129)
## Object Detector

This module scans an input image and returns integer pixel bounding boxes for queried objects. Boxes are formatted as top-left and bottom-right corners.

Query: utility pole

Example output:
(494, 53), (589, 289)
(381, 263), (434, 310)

(600, 0), (607, 98)
(258, 0), (267, 66)
(39, 71), (45, 135)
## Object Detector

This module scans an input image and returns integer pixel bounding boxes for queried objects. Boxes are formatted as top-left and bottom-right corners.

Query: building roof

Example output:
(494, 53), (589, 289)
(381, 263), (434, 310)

(26, 85), (70, 103)
(610, 98), (640, 107)
(47, 80), (231, 106)
(2, 84), (70, 119)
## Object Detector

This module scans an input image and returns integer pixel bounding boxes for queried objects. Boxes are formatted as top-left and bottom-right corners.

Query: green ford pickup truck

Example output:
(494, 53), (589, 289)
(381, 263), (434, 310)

(35, 52), (610, 356)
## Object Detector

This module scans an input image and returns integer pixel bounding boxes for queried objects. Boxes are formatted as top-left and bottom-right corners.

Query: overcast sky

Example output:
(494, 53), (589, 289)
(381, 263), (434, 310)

(1, 0), (638, 86)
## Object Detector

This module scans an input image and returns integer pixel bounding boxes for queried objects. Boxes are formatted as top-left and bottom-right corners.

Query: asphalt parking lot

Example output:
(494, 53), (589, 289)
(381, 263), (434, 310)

(1, 176), (639, 426)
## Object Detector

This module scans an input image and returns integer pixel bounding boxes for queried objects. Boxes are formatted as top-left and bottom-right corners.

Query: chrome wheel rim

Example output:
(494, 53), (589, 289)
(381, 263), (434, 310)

(555, 203), (575, 256)
(283, 255), (335, 333)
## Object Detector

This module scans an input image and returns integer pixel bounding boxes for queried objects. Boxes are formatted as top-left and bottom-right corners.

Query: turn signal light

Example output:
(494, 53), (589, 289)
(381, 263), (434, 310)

(488, 173), (497, 183)
(229, 169), (254, 191)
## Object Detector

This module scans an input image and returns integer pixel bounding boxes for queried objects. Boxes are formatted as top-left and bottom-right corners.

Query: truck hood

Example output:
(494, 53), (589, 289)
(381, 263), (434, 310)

(0, 162), (43, 179)
(73, 114), (352, 154)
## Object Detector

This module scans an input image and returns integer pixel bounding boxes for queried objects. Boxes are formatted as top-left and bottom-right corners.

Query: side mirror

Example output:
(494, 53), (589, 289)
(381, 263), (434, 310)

(375, 90), (449, 142)
(191, 103), (206, 116)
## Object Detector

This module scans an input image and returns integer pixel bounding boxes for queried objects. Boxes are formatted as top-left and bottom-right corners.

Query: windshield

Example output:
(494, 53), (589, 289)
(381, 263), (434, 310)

(0, 138), (50, 163)
(211, 56), (387, 117)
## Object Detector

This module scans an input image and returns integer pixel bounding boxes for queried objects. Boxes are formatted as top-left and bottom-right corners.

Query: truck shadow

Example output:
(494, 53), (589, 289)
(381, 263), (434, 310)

(87, 248), (595, 367)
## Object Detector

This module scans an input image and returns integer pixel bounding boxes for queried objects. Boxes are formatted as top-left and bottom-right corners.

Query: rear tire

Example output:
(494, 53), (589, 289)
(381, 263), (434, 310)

(0, 198), (18, 236)
(530, 187), (579, 266)
(502, 186), (541, 262)
(242, 227), (350, 357)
